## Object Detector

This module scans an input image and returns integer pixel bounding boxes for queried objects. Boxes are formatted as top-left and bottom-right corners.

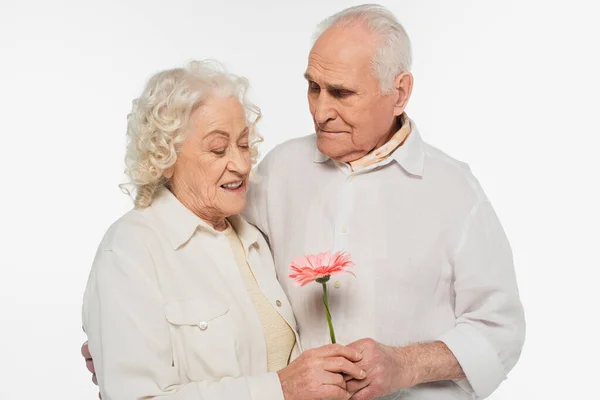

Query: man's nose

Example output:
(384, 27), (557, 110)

(312, 94), (337, 125)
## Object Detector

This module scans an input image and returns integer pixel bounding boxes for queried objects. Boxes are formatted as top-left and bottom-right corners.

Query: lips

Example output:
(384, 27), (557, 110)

(221, 181), (243, 189)
(318, 129), (346, 135)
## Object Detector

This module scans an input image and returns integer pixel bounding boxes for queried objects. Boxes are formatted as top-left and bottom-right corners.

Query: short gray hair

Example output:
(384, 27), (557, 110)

(121, 60), (262, 208)
(313, 4), (412, 93)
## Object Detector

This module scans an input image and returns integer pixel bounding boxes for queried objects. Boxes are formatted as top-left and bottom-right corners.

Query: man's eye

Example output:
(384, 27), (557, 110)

(212, 149), (227, 156)
(239, 144), (250, 150)
(308, 82), (320, 92)
(331, 89), (353, 98)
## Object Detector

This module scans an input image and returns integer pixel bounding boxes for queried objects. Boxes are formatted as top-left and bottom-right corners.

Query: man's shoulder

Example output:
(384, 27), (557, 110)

(420, 140), (487, 200)
(421, 141), (471, 174)
(260, 134), (318, 167)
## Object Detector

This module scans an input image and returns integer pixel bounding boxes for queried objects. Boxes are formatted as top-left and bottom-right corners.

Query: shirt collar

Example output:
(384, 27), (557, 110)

(227, 214), (261, 252)
(349, 113), (411, 171)
(150, 187), (259, 250)
(389, 118), (425, 177)
(312, 114), (425, 177)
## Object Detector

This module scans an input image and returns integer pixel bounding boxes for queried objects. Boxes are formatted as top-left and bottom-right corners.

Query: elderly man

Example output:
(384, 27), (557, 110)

(244, 4), (525, 400)
(83, 4), (524, 399)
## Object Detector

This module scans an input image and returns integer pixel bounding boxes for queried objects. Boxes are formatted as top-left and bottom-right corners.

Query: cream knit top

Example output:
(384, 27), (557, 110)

(225, 222), (296, 372)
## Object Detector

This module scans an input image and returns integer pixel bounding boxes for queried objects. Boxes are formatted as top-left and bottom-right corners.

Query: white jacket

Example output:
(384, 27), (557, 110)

(82, 187), (301, 400)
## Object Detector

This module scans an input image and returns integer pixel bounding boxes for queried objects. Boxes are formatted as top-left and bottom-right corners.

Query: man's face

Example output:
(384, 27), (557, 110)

(305, 25), (405, 163)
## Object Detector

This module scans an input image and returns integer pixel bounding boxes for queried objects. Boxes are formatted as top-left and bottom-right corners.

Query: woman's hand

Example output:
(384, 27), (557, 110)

(277, 344), (366, 400)
(81, 341), (101, 398)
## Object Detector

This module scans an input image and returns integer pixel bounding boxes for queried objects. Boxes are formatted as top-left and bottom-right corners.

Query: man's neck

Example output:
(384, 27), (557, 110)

(332, 118), (402, 164)
(347, 114), (410, 171)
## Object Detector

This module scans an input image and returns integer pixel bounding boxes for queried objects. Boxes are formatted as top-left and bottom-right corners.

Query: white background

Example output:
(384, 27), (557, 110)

(1, 0), (599, 398)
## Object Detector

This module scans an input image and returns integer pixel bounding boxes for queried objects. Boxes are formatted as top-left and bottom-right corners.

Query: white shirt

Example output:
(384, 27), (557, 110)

(82, 187), (301, 400)
(243, 120), (526, 400)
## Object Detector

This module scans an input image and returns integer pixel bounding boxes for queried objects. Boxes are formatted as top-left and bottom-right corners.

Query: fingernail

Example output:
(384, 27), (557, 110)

(360, 370), (366, 378)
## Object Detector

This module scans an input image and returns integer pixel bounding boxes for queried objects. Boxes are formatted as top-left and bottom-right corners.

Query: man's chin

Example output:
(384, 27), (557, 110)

(316, 140), (349, 162)
(316, 140), (371, 164)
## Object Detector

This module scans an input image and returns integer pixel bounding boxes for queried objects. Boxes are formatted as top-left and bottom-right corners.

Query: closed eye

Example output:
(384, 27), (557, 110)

(328, 88), (354, 98)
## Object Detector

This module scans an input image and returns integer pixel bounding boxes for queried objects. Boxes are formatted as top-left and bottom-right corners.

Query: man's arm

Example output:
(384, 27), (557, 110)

(347, 200), (525, 399)
(398, 341), (465, 384)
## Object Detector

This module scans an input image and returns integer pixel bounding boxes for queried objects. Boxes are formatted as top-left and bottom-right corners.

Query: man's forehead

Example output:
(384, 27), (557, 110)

(306, 26), (376, 81)
(304, 54), (370, 90)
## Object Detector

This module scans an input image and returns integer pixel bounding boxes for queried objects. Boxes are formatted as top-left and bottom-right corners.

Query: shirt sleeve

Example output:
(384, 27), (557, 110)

(82, 239), (284, 400)
(243, 156), (272, 243)
(437, 200), (526, 399)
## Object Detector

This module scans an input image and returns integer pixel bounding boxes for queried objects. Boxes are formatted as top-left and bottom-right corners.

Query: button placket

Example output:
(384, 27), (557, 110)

(333, 177), (354, 251)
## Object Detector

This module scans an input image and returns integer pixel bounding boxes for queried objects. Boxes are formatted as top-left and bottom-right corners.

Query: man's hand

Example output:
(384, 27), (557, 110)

(345, 338), (415, 400)
(346, 339), (466, 399)
(278, 343), (367, 400)
(81, 341), (101, 399)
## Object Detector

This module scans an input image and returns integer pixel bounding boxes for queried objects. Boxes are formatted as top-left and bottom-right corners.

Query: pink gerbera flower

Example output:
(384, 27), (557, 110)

(288, 250), (355, 344)
(289, 250), (355, 286)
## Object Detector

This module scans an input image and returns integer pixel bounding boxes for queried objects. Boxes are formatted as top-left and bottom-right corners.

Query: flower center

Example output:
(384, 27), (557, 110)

(315, 275), (331, 284)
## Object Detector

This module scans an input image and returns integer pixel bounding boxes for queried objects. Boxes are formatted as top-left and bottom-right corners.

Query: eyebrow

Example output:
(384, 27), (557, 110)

(304, 73), (355, 92)
(205, 127), (249, 139)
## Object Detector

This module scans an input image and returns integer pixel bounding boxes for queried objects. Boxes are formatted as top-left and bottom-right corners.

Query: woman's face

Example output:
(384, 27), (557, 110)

(168, 95), (252, 226)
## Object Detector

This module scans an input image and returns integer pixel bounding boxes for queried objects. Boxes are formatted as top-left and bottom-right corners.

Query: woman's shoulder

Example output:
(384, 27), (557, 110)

(96, 207), (162, 255)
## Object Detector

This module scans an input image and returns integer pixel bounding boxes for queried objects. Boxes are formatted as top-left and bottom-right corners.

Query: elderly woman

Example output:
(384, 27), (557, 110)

(81, 60), (365, 400)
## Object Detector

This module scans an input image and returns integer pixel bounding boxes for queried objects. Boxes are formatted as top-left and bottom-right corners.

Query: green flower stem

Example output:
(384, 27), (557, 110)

(322, 282), (336, 344)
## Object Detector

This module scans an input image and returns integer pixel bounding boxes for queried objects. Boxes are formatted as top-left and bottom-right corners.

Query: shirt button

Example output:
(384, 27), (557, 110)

(276, 300), (282, 307)
(349, 176), (356, 181)
(341, 226), (348, 234)
(334, 281), (341, 289)
(199, 321), (208, 330)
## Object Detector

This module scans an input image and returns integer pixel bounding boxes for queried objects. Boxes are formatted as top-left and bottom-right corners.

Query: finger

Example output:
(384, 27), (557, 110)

(86, 359), (96, 374)
(81, 341), (91, 359)
(321, 371), (346, 389)
(317, 344), (363, 362)
(346, 376), (370, 393)
(99, 391), (102, 399)
(92, 373), (98, 386)
(350, 387), (377, 400)
(319, 384), (351, 400)
(324, 357), (366, 380)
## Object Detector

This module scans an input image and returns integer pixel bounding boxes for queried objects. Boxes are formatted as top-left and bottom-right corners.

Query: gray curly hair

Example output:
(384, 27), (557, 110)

(120, 60), (263, 208)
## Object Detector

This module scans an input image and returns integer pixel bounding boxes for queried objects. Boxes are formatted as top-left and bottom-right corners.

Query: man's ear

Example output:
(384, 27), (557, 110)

(392, 72), (413, 116)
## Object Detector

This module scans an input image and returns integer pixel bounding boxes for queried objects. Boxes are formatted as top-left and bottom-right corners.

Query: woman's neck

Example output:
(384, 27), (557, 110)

(168, 184), (228, 231)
